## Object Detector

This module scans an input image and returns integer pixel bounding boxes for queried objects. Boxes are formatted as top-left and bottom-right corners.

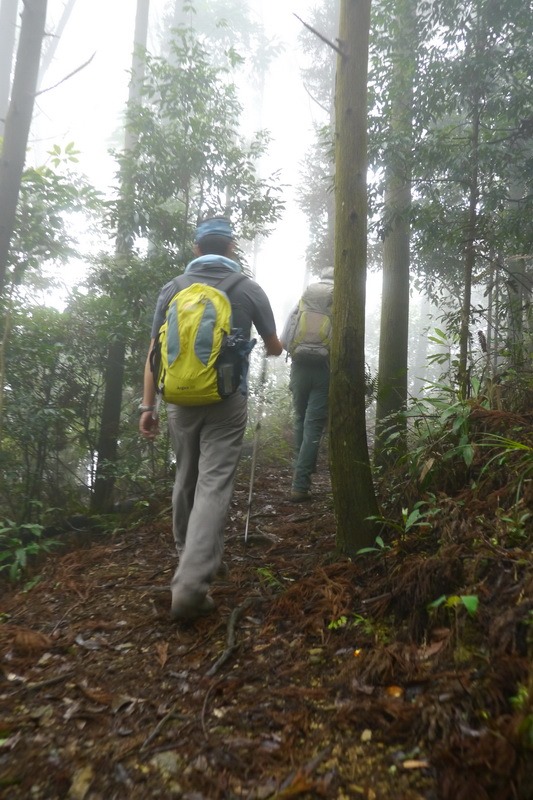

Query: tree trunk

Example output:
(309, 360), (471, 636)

(411, 294), (432, 398)
(0, 0), (19, 139)
(91, 0), (150, 513)
(37, 0), (77, 89)
(374, 0), (415, 468)
(0, 0), (47, 296)
(329, 0), (378, 556)
(458, 107), (479, 397)
(506, 256), (526, 370)
(458, 15), (483, 397)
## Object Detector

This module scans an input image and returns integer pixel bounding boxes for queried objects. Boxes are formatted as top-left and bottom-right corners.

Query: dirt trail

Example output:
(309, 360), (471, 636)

(0, 459), (531, 799)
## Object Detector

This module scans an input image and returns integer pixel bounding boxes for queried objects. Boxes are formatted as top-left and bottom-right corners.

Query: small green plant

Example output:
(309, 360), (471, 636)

(510, 684), (529, 711)
(357, 534), (391, 555)
(327, 613), (379, 638)
(495, 507), (531, 546)
(428, 594), (480, 616)
(365, 498), (441, 542)
(0, 519), (60, 582)
(328, 615), (349, 630)
(256, 565), (283, 589)
(478, 434), (533, 505)
(428, 594), (480, 651)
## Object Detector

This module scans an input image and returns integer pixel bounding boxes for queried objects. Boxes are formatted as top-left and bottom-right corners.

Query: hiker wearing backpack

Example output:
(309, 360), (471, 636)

(139, 217), (282, 621)
(280, 267), (334, 502)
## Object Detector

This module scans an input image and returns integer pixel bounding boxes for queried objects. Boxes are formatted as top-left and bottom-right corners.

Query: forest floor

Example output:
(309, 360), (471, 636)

(0, 449), (532, 800)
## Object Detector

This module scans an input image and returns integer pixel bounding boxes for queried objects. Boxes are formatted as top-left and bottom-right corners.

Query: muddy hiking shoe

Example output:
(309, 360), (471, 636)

(170, 590), (216, 622)
(290, 490), (312, 502)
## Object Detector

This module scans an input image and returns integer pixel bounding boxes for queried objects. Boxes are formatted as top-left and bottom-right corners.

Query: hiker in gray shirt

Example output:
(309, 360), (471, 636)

(280, 267), (334, 502)
(140, 217), (282, 621)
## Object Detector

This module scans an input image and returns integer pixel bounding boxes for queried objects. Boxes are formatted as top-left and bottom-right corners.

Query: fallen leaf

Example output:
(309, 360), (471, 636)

(361, 729), (372, 743)
(74, 634), (107, 651)
(78, 684), (114, 706)
(276, 770), (316, 798)
(155, 641), (169, 668)
(111, 695), (137, 714)
(385, 685), (404, 698)
(68, 765), (94, 800)
(418, 639), (446, 659)
(352, 679), (374, 696)
(13, 629), (53, 654)
(419, 457), (435, 483)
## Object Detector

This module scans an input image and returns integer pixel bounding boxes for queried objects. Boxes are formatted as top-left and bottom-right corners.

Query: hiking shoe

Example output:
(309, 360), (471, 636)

(170, 590), (216, 622)
(290, 490), (311, 502)
(215, 560), (230, 580)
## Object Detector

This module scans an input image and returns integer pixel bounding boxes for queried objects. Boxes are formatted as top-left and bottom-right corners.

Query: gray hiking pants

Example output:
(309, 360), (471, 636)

(167, 392), (247, 598)
(290, 359), (330, 493)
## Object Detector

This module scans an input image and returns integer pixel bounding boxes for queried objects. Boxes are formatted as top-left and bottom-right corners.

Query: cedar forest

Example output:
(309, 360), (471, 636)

(0, 1), (531, 799)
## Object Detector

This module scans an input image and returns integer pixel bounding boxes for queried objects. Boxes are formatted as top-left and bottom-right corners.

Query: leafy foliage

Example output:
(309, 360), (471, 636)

(0, 518), (59, 582)
(108, 26), (284, 269)
(6, 162), (101, 292)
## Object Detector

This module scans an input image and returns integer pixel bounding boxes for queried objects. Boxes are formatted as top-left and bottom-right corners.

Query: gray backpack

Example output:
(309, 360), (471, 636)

(286, 281), (333, 361)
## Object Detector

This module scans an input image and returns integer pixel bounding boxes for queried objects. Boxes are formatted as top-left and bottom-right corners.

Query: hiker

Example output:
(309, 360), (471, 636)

(139, 217), (282, 621)
(280, 266), (334, 502)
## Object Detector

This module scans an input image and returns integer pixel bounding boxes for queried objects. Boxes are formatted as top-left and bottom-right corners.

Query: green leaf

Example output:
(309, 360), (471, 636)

(404, 508), (422, 530)
(460, 595), (479, 616)
(462, 444), (475, 467)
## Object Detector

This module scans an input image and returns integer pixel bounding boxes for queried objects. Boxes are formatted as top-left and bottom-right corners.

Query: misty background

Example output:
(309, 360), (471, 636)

(29, 0), (341, 330)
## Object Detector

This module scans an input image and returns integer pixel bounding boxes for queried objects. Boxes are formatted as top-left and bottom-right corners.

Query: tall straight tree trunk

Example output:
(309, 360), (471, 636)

(486, 257), (495, 377)
(458, 101), (479, 396)
(374, 0), (415, 468)
(505, 180), (529, 371)
(0, 0), (19, 138)
(0, 0), (47, 295)
(91, 0), (150, 513)
(411, 294), (432, 397)
(330, 0), (378, 556)
(458, 12), (484, 397)
(37, 0), (77, 89)
(492, 263), (501, 374)
(506, 256), (526, 370)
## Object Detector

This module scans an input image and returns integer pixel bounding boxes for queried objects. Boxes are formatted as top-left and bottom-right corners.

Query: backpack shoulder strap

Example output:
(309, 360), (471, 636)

(216, 271), (248, 297)
(163, 271), (247, 316)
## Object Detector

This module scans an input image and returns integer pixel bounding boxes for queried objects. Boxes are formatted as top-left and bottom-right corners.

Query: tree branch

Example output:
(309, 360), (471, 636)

(36, 52), (96, 96)
(293, 14), (346, 57)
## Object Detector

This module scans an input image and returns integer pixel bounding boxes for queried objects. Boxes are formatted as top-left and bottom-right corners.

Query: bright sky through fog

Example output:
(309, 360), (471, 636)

(29, 0), (324, 326)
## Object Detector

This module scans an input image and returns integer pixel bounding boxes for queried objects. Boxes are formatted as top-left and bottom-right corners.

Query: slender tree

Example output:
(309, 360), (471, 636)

(91, 0), (150, 512)
(0, 0), (19, 138)
(374, 0), (416, 467)
(297, 0), (340, 276)
(0, 0), (47, 295)
(37, 0), (77, 89)
(330, 0), (379, 555)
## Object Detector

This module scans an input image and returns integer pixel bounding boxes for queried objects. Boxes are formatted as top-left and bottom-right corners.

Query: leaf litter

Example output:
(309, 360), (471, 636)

(0, 455), (531, 800)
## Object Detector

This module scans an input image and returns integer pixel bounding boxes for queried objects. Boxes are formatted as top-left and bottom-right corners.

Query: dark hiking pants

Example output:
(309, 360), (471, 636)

(289, 359), (329, 493)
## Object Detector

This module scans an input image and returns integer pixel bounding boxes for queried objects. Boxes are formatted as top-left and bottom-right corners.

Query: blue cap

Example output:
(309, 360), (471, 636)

(195, 217), (234, 242)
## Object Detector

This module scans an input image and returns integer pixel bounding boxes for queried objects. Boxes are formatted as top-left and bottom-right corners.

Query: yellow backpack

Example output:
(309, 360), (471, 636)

(151, 273), (252, 406)
(287, 281), (333, 361)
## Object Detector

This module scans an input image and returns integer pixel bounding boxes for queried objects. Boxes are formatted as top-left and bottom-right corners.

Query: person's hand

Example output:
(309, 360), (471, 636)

(139, 411), (159, 440)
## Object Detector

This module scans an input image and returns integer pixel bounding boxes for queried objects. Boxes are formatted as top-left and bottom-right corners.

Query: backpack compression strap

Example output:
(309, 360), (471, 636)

(167, 270), (247, 305)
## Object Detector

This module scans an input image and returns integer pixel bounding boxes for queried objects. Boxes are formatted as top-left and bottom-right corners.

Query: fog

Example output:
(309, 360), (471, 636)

(27, 0), (336, 330)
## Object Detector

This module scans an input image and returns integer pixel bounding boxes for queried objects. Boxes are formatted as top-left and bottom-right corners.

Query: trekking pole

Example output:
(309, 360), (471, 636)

(244, 351), (268, 544)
